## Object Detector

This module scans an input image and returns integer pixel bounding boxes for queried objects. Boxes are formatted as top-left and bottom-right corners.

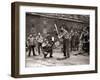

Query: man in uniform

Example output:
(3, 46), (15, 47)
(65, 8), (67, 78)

(78, 27), (89, 55)
(46, 33), (54, 58)
(27, 34), (36, 56)
(70, 29), (74, 51)
(36, 33), (43, 55)
(58, 26), (70, 59)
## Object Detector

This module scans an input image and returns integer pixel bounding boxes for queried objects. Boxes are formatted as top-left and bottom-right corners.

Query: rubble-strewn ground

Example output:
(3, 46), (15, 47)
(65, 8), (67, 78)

(25, 48), (89, 67)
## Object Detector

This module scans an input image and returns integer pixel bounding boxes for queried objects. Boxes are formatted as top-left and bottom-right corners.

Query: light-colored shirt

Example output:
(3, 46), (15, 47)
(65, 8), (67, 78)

(36, 35), (43, 43)
(58, 29), (70, 39)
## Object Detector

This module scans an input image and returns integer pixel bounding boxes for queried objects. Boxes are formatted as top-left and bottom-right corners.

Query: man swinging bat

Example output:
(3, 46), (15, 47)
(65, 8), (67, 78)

(54, 24), (70, 59)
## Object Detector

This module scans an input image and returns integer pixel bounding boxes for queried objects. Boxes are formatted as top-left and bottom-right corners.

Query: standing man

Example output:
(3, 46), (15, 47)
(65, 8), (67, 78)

(36, 33), (43, 55)
(58, 26), (70, 59)
(74, 31), (80, 51)
(70, 29), (74, 51)
(78, 27), (89, 55)
(81, 29), (89, 54)
(27, 34), (36, 56)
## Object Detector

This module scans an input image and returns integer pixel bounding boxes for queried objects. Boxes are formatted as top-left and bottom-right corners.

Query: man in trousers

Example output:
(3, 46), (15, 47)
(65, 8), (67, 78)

(28, 34), (36, 56)
(59, 27), (70, 59)
(36, 33), (43, 55)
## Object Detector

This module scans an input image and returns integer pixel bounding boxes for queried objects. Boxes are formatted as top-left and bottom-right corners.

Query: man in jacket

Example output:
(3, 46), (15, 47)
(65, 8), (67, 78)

(27, 34), (36, 56)
(36, 33), (43, 55)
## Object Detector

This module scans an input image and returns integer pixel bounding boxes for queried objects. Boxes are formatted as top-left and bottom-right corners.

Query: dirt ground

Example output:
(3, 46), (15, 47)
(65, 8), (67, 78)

(25, 48), (89, 67)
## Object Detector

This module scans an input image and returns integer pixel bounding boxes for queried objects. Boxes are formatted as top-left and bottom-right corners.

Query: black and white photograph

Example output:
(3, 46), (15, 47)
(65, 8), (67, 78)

(11, 2), (97, 77)
(25, 12), (90, 67)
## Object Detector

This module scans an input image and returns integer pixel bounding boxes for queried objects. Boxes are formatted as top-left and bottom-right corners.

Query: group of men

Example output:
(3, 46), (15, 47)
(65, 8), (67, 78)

(26, 32), (54, 58)
(26, 33), (43, 56)
(26, 25), (89, 59)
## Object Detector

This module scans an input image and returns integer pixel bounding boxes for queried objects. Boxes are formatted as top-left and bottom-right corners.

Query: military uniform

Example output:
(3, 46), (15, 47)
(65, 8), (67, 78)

(28, 35), (36, 56)
(59, 27), (70, 58)
(36, 34), (43, 55)
(42, 34), (54, 58)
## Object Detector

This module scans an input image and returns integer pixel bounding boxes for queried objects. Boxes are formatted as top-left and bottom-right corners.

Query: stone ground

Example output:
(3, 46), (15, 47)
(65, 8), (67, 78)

(25, 47), (89, 67)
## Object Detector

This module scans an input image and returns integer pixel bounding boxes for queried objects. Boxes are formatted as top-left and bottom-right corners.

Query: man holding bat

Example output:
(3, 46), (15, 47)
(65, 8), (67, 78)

(54, 24), (70, 59)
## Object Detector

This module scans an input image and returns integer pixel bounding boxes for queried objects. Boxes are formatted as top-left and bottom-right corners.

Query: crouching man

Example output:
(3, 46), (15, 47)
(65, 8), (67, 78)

(42, 36), (54, 58)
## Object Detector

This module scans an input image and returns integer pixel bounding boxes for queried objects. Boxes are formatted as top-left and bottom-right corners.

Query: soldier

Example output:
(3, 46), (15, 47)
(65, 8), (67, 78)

(42, 38), (52, 58)
(58, 26), (70, 59)
(27, 34), (36, 56)
(47, 34), (55, 58)
(70, 29), (75, 51)
(78, 27), (89, 55)
(36, 33), (43, 55)
(74, 31), (80, 51)
(44, 33), (54, 58)
(82, 30), (89, 54)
